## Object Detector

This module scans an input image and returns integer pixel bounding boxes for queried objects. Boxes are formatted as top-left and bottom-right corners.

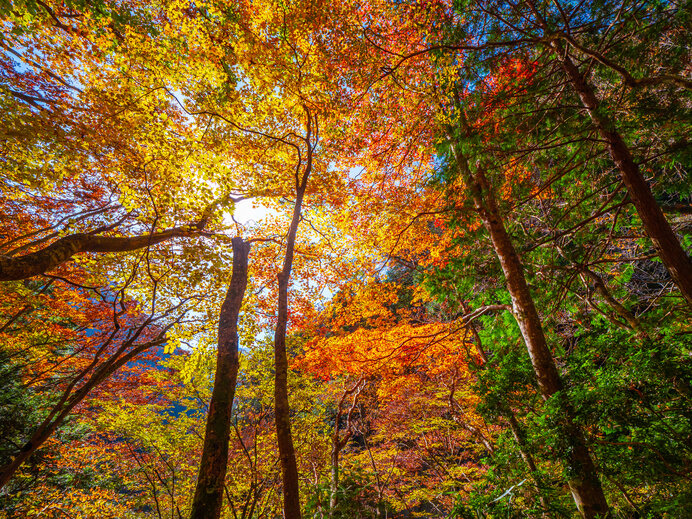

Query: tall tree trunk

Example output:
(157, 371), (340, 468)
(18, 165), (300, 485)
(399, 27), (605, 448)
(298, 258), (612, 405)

(556, 49), (692, 306)
(274, 109), (315, 519)
(190, 237), (251, 519)
(451, 147), (610, 518)
(274, 183), (307, 519)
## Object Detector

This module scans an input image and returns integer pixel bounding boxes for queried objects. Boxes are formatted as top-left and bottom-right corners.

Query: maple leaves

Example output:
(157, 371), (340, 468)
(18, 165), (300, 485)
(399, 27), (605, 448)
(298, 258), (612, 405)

(1, 0), (690, 518)
(298, 265), (492, 514)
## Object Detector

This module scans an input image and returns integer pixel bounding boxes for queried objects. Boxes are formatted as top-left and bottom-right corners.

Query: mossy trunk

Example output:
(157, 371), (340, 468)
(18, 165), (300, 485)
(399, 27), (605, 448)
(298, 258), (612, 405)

(190, 237), (250, 519)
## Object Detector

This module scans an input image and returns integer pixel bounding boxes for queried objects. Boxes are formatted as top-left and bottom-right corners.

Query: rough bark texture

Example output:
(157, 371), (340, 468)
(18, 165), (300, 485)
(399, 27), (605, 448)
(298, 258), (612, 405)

(533, 27), (692, 306)
(0, 226), (201, 281)
(190, 237), (250, 519)
(452, 148), (610, 518)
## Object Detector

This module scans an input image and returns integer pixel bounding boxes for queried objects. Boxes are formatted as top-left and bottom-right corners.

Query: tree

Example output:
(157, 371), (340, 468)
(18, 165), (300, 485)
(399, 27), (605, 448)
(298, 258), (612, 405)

(190, 237), (250, 519)
(2, 0), (690, 516)
(446, 141), (609, 517)
(437, 0), (692, 303)
(301, 273), (494, 515)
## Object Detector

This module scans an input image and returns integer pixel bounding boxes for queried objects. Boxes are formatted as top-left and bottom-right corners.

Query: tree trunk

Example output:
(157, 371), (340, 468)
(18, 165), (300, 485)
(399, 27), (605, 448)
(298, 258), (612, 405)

(452, 148), (610, 518)
(190, 237), (251, 519)
(465, 307), (552, 517)
(580, 266), (646, 335)
(273, 108), (315, 519)
(0, 337), (163, 489)
(545, 31), (692, 306)
(506, 412), (554, 518)
(329, 443), (340, 518)
(328, 379), (362, 518)
(274, 183), (306, 519)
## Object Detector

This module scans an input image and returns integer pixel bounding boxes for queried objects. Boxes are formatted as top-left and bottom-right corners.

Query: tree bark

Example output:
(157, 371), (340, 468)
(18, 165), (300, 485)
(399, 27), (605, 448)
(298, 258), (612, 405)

(274, 187), (306, 519)
(274, 109), (315, 519)
(0, 225), (203, 281)
(452, 147), (610, 518)
(514, 0), (692, 307)
(553, 49), (692, 306)
(190, 237), (251, 519)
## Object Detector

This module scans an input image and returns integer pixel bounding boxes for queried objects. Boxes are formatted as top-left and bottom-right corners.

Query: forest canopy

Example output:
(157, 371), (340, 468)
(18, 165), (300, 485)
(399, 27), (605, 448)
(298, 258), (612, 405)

(1, 0), (690, 518)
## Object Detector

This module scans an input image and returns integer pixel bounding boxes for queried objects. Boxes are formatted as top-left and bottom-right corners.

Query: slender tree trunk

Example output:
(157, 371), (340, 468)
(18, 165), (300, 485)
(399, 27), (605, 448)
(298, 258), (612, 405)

(448, 375), (495, 455)
(580, 267), (646, 335)
(273, 108), (317, 519)
(452, 148), (610, 518)
(505, 413), (554, 518)
(465, 309), (552, 516)
(528, 5), (692, 305)
(329, 443), (341, 518)
(274, 184), (306, 519)
(0, 338), (162, 489)
(328, 379), (362, 517)
(190, 237), (251, 519)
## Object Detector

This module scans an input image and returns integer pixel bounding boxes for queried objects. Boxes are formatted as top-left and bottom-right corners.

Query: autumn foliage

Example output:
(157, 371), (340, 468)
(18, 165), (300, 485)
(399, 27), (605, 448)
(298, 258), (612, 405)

(1, 0), (691, 518)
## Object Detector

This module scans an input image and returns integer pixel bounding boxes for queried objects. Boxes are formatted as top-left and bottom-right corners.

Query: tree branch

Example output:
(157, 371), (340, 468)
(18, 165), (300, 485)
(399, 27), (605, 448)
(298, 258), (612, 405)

(0, 225), (201, 281)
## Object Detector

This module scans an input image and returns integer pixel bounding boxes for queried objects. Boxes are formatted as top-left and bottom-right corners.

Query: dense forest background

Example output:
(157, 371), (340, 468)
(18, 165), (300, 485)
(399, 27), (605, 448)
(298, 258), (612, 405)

(1, 0), (690, 517)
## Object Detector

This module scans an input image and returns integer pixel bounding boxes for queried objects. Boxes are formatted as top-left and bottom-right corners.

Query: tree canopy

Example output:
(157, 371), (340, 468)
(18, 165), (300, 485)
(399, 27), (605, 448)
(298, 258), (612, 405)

(1, 0), (690, 518)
